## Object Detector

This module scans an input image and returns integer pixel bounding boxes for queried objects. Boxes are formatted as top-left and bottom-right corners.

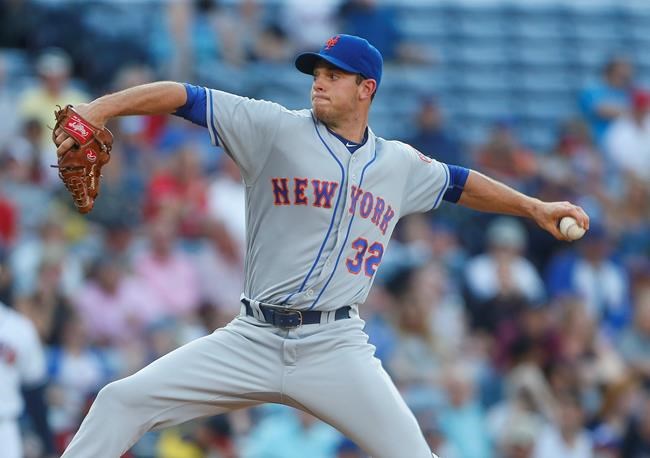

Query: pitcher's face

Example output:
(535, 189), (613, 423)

(311, 62), (363, 127)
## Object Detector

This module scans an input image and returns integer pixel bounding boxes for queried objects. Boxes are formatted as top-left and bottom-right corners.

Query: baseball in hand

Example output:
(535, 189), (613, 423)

(559, 216), (586, 241)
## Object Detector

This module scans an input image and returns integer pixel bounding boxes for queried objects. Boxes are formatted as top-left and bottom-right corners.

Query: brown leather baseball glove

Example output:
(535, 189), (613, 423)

(52, 105), (113, 214)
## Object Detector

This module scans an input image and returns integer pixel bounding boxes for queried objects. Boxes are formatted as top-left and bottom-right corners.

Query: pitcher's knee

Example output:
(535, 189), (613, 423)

(95, 378), (142, 411)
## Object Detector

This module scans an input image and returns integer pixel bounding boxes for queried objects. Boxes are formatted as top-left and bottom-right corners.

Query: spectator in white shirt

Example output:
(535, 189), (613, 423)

(465, 217), (545, 306)
(533, 393), (593, 458)
(605, 89), (650, 182)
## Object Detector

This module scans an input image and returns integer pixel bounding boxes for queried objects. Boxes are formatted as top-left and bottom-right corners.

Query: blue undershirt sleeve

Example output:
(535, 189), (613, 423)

(442, 165), (470, 203)
(172, 83), (207, 127)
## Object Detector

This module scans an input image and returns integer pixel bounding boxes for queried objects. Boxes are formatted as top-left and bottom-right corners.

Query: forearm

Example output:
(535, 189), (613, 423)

(90, 81), (187, 120)
(458, 170), (541, 218)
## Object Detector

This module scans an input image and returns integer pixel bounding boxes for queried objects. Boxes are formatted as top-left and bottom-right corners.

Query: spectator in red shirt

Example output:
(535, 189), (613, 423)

(143, 144), (209, 238)
(0, 194), (16, 247)
(475, 121), (539, 191)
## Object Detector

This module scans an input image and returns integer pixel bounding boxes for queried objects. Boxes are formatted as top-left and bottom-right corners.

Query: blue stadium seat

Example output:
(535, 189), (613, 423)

(507, 18), (569, 41)
(512, 71), (573, 94)
(448, 69), (512, 92)
(515, 96), (577, 124)
(521, 123), (558, 152)
(443, 40), (510, 68)
(447, 118), (488, 145)
(509, 45), (571, 68)
(397, 11), (449, 42)
(382, 66), (446, 95)
(452, 93), (514, 122)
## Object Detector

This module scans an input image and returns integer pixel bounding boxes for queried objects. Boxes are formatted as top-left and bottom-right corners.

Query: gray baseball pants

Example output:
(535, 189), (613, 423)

(61, 307), (435, 458)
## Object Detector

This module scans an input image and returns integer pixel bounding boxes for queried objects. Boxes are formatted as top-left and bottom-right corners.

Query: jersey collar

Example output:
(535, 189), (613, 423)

(325, 126), (368, 154)
(312, 111), (375, 163)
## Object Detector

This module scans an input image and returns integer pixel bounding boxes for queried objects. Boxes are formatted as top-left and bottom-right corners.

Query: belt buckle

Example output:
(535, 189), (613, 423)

(275, 309), (303, 329)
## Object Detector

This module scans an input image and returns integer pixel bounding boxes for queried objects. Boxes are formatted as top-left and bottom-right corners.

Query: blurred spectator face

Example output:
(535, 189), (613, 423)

(488, 124), (516, 153)
(605, 58), (633, 88)
(417, 100), (443, 131)
(96, 261), (121, 294)
(558, 396), (585, 437)
(36, 49), (72, 94)
(147, 321), (178, 358)
(412, 262), (445, 306)
(61, 314), (88, 349)
(105, 224), (133, 255)
(37, 259), (63, 294)
(487, 217), (526, 258)
(253, 24), (292, 63)
(556, 119), (594, 155)
(521, 307), (549, 339)
(393, 265), (436, 335)
(547, 361), (580, 395)
(4, 149), (32, 182)
(173, 146), (202, 183)
(561, 299), (595, 360)
(41, 219), (65, 243)
(444, 367), (474, 407)
(398, 298), (429, 336)
(24, 118), (43, 144)
(622, 177), (650, 222)
(429, 224), (460, 257)
(400, 214), (433, 243)
(149, 217), (177, 257)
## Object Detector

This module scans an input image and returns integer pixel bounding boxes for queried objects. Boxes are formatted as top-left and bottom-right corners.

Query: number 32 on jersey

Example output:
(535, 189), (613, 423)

(345, 237), (384, 277)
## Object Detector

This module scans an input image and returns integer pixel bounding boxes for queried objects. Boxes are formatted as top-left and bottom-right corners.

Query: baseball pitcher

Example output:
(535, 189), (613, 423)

(55, 35), (589, 458)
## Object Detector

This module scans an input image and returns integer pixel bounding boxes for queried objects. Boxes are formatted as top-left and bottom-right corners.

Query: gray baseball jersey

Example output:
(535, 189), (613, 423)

(62, 88), (447, 458)
(206, 89), (450, 311)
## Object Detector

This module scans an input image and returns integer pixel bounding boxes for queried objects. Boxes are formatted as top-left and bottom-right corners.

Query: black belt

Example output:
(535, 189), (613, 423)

(241, 298), (351, 329)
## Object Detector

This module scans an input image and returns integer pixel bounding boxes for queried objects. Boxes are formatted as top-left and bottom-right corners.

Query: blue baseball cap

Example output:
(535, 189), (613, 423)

(295, 34), (383, 88)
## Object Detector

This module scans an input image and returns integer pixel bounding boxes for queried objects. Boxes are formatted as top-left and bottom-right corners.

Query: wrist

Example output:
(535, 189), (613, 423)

(523, 196), (544, 220)
(89, 98), (116, 126)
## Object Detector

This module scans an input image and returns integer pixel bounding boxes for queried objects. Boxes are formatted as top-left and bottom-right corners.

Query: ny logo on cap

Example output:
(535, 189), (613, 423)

(325, 35), (340, 50)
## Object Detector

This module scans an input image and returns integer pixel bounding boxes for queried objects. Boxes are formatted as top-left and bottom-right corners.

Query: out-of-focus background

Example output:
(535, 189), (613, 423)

(1, 0), (649, 457)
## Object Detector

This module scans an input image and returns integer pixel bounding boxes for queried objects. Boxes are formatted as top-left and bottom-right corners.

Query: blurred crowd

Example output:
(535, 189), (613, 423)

(1, 1), (650, 458)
